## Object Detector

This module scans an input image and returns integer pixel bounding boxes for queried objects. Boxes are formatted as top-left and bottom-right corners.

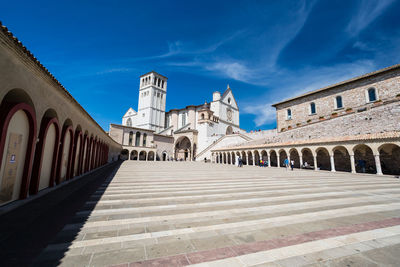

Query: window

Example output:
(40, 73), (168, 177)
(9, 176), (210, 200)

(368, 88), (377, 102)
(135, 132), (141, 146)
(228, 97), (231, 104)
(182, 113), (186, 126)
(201, 113), (205, 120)
(143, 133), (147, 147)
(128, 131), (133, 146)
(161, 80), (164, 88)
(310, 102), (316, 114)
(127, 118), (132, 126)
(287, 109), (292, 120)
(335, 96), (343, 109)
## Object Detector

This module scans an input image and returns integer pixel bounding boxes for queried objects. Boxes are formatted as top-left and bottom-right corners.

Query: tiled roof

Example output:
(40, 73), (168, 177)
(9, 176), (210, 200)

(213, 131), (400, 151)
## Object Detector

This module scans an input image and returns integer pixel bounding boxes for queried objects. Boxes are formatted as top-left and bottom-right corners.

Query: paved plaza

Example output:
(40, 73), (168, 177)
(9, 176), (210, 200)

(33, 162), (400, 266)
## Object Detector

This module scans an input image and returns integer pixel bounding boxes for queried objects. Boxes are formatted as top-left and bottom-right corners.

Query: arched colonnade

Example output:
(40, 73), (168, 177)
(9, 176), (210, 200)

(212, 141), (400, 175)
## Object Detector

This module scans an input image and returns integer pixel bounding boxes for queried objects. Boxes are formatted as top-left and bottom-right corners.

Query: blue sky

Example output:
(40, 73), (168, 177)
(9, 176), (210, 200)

(1, 0), (400, 131)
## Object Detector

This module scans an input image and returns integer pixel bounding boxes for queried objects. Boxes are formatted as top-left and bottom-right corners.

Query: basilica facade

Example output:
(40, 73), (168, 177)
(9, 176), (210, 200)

(109, 71), (243, 161)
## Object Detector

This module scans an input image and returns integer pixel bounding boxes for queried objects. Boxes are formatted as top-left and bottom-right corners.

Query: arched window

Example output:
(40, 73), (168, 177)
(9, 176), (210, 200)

(201, 113), (205, 120)
(158, 79), (161, 87)
(287, 109), (292, 120)
(368, 88), (377, 102)
(126, 118), (132, 126)
(135, 132), (141, 146)
(143, 133), (147, 147)
(228, 97), (231, 104)
(182, 113), (186, 126)
(335, 96), (343, 109)
(128, 131), (133, 146)
(161, 80), (164, 88)
(310, 102), (316, 115)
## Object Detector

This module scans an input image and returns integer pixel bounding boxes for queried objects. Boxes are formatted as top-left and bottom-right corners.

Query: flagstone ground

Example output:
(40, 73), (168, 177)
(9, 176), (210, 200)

(32, 161), (400, 266)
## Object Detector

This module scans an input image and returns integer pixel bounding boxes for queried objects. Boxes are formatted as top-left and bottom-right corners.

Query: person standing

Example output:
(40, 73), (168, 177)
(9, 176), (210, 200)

(284, 158), (289, 170)
(290, 160), (294, 171)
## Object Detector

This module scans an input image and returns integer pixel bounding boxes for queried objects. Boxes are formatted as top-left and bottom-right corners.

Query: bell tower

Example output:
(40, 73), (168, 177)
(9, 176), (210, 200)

(137, 71), (167, 132)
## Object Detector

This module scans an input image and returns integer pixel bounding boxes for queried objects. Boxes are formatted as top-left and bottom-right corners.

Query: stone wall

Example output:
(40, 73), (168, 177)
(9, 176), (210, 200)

(275, 67), (400, 132)
(264, 100), (400, 144)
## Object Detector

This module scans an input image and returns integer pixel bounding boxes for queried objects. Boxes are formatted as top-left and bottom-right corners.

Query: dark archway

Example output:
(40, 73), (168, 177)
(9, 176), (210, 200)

(316, 148), (331, 171)
(279, 150), (287, 167)
(226, 126), (233, 135)
(254, 151), (260, 166)
(175, 136), (191, 161)
(247, 151), (253, 165)
(241, 151), (247, 165)
(130, 150), (138, 160)
(289, 149), (300, 168)
(379, 144), (400, 175)
(139, 151), (147, 161)
(270, 150), (278, 167)
(354, 144), (376, 174)
(333, 146), (351, 172)
(301, 148), (314, 168)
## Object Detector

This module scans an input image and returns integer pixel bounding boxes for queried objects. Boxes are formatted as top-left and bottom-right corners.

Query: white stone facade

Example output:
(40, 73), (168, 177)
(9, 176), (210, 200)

(117, 71), (244, 161)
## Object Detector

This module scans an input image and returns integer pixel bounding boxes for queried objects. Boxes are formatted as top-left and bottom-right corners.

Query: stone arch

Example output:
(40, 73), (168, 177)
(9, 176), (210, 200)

(226, 126), (233, 135)
(269, 150), (278, 167)
(260, 150), (268, 161)
(30, 109), (60, 194)
(247, 151), (253, 165)
(301, 148), (314, 168)
(139, 151), (147, 161)
(120, 149), (129, 160)
(378, 143), (400, 175)
(0, 90), (37, 204)
(175, 136), (191, 161)
(289, 148), (300, 168)
(353, 144), (376, 174)
(231, 152), (235, 165)
(316, 147), (331, 171)
(332, 146), (351, 172)
(278, 149), (287, 167)
(71, 125), (83, 178)
(56, 119), (74, 183)
(254, 150), (260, 166)
(162, 151), (168, 161)
(148, 151), (155, 161)
(241, 151), (247, 165)
(130, 150), (138, 160)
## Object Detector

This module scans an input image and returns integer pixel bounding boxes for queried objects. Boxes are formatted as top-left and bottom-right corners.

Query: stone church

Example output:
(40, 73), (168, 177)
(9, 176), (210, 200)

(108, 71), (244, 161)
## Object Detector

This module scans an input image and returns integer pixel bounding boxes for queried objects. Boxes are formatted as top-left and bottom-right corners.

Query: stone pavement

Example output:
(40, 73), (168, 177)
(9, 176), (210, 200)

(33, 161), (400, 266)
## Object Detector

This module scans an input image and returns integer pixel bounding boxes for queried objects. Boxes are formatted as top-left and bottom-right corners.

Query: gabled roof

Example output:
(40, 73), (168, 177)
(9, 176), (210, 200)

(123, 107), (137, 118)
(221, 84), (239, 109)
(272, 63), (400, 107)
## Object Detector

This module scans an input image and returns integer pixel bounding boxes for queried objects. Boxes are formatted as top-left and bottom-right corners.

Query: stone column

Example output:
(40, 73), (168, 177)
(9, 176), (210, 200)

(299, 155), (303, 168)
(313, 155), (317, 170)
(267, 154), (271, 168)
(374, 154), (383, 175)
(330, 155), (336, 172)
(350, 154), (356, 173)
(277, 155), (280, 168)
(252, 155), (256, 166)
(154, 152), (156, 161)
(137, 153), (140, 161)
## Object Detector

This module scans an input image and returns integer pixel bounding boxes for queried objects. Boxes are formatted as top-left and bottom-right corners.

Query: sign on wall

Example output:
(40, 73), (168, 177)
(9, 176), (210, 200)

(0, 133), (23, 203)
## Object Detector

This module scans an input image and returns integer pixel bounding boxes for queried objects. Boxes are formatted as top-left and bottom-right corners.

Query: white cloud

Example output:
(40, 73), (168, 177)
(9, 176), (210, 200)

(346, 0), (394, 37)
(241, 59), (377, 127)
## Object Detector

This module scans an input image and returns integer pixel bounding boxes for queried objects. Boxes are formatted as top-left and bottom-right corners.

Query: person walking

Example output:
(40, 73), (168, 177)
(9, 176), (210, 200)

(290, 160), (294, 171)
(284, 158), (289, 170)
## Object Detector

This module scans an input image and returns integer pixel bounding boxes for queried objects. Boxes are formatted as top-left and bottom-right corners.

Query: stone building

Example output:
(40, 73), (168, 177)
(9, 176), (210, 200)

(0, 22), (121, 207)
(110, 72), (244, 161)
(212, 64), (400, 176)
